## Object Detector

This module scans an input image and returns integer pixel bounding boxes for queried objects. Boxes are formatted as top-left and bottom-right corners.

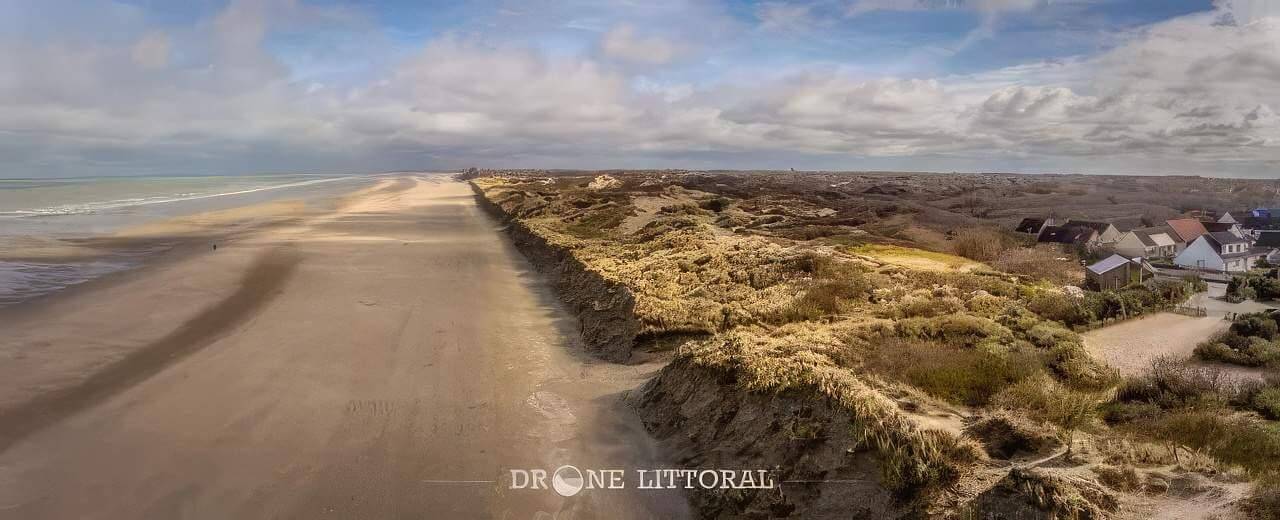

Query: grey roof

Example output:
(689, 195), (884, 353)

(1038, 225), (1096, 244)
(1203, 222), (1238, 233)
(1207, 231), (1248, 245)
(1062, 220), (1114, 233)
(1130, 226), (1176, 248)
(1016, 218), (1046, 234)
(1087, 254), (1132, 275)
(1256, 231), (1280, 248)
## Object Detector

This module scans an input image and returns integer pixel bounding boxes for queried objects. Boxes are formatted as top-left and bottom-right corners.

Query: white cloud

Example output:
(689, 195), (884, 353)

(600, 24), (681, 65)
(756, 2), (822, 32)
(2, 0), (1280, 176)
(130, 32), (170, 69)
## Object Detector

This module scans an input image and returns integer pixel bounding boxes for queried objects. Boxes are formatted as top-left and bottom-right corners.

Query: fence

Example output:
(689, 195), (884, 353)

(1172, 304), (1208, 317)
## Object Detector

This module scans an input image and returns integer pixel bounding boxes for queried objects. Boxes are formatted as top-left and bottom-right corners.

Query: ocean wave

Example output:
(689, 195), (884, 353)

(0, 176), (358, 219)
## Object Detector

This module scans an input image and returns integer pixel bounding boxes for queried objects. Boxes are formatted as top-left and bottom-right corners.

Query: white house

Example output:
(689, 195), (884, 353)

(1173, 232), (1268, 273)
(1112, 226), (1179, 259)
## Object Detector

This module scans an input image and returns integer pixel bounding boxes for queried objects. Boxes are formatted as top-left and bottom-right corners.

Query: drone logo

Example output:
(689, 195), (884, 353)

(551, 465), (584, 497)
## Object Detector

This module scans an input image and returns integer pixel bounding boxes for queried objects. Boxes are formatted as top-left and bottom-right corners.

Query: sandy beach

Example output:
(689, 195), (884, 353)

(0, 175), (686, 518)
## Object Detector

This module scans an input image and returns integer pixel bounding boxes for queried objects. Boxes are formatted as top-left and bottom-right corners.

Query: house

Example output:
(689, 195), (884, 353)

(1203, 221), (1246, 239)
(1256, 231), (1280, 264)
(1219, 212), (1239, 224)
(1112, 226), (1179, 259)
(1063, 220), (1123, 244)
(1239, 213), (1280, 236)
(1165, 218), (1210, 251)
(1038, 219), (1121, 250)
(1086, 254), (1145, 290)
(1174, 232), (1269, 273)
(1015, 217), (1056, 235)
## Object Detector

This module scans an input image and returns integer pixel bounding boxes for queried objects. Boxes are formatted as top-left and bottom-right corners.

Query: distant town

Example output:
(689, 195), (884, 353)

(1016, 210), (1280, 291)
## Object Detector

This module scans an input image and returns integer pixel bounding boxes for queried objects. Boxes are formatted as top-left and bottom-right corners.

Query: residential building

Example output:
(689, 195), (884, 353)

(1014, 217), (1055, 236)
(1173, 231), (1269, 273)
(1086, 254), (1143, 290)
(1165, 218), (1210, 251)
(1256, 231), (1280, 264)
(1112, 226), (1179, 259)
(1037, 219), (1121, 251)
(1203, 221), (1246, 238)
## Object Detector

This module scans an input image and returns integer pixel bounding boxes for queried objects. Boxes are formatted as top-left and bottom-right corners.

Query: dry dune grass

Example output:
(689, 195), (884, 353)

(475, 173), (1249, 516)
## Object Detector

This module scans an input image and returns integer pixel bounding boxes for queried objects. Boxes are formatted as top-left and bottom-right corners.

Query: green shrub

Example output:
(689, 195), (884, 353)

(896, 296), (965, 318)
(866, 339), (1040, 406)
(1113, 357), (1229, 410)
(991, 374), (1103, 453)
(772, 280), (867, 323)
(1134, 411), (1280, 474)
(895, 314), (1013, 347)
(952, 227), (1013, 262)
(1026, 323), (1080, 350)
(1195, 313), (1280, 367)
(1233, 313), (1279, 340)
(1195, 341), (1254, 366)
(1028, 291), (1094, 327)
(1252, 388), (1280, 420)
(1257, 276), (1280, 301)
(1247, 338), (1280, 367)
(1048, 342), (1120, 391)
(965, 292), (1008, 317)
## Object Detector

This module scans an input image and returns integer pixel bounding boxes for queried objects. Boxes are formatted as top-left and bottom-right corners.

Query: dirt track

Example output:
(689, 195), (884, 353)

(0, 176), (686, 519)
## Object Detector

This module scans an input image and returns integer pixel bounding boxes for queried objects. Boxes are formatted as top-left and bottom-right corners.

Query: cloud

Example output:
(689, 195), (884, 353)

(756, 2), (822, 32)
(845, 0), (1040, 17)
(1, 0), (1280, 177)
(600, 24), (681, 65)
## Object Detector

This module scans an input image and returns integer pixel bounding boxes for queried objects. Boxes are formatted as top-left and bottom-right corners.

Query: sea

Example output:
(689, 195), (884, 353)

(0, 174), (381, 307)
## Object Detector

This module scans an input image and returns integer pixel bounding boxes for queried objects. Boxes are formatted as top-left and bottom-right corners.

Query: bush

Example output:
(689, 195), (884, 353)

(1113, 357), (1229, 410)
(1233, 313), (1279, 340)
(1136, 411), (1280, 474)
(1245, 477), (1280, 519)
(1028, 291), (1094, 327)
(1196, 313), (1280, 367)
(867, 339), (1040, 406)
(1252, 388), (1280, 420)
(895, 314), (1013, 347)
(1196, 341), (1254, 366)
(992, 374), (1103, 453)
(1026, 323), (1080, 350)
(952, 227), (1013, 262)
(990, 246), (1081, 285)
(894, 296), (965, 318)
(1257, 276), (1280, 301)
(965, 292), (1008, 317)
(1048, 342), (1120, 390)
(772, 280), (867, 323)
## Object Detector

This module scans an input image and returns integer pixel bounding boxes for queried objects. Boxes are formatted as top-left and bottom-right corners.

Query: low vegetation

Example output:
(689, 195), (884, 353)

(1227, 273), (1280, 303)
(1196, 311), (1280, 367)
(472, 171), (1263, 517)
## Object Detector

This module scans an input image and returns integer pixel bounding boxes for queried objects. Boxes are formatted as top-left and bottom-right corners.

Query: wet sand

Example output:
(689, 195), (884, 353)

(0, 175), (686, 519)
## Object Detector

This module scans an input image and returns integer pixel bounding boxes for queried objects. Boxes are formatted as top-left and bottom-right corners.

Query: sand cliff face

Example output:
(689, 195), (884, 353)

(471, 183), (639, 362)
(628, 359), (916, 519)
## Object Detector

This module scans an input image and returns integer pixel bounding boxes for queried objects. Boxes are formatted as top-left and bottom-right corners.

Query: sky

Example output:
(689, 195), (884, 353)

(1, 0), (1279, 178)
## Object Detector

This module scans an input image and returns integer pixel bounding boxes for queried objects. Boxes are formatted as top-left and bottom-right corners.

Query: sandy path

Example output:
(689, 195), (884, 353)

(0, 176), (686, 518)
(1082, 312), (1267, 382)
